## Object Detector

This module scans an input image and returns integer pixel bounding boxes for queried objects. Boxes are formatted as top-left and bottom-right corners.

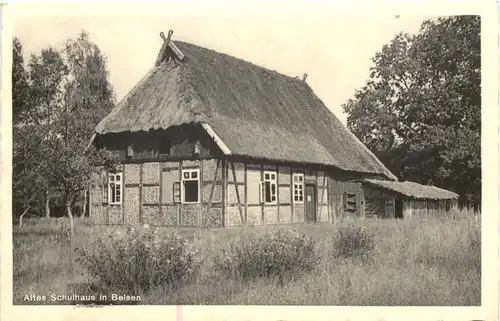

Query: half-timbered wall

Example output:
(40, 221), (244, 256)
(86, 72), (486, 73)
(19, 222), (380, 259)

(90, 159), (223, 227)
(91, 159), (357, 227)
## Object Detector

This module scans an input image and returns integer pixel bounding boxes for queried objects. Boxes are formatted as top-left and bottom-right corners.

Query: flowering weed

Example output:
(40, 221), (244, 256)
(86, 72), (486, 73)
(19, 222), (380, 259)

(333, 224), (376, 259)
(214, 229), (319, 281)
(75, 226), (199, 295)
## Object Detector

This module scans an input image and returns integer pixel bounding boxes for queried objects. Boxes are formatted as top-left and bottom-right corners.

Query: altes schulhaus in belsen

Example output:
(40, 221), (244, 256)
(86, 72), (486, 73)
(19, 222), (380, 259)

(88, 30), (458, 227)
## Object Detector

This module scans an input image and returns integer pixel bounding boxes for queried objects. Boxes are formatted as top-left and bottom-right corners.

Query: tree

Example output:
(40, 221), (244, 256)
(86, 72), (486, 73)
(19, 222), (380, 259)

(41, 31), (117, 236)
(13, 40), (70, 223)
(27, 46), (69, 218)
(342, 16), (480, 208)
(12, 37), (48, 224)
(12, 38), (29, 125)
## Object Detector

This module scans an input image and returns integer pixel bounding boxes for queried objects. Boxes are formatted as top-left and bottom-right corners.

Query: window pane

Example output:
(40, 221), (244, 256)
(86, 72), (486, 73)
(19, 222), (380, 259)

(183, 172), (190, 179)
(271, 183), (276, 195)
(265, 173), (270, 180)
(116, 175), (121, 181)
(184, 181), (199, 202)
(116, 195), (121, 203)
(110, 176), (115, 182)
(271, 174), (276, 180)
(265, 182), (271, 202)
(191, 171), (198, 179)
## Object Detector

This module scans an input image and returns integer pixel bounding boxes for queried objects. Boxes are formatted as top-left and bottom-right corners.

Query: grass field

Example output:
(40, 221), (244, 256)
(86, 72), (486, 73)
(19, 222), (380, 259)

(13, 211), (480, 306)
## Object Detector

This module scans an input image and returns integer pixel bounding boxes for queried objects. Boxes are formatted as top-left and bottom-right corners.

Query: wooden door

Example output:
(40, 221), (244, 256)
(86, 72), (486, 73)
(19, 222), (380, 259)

(305, 184), (316, 223)
(395, 199), (403, 219)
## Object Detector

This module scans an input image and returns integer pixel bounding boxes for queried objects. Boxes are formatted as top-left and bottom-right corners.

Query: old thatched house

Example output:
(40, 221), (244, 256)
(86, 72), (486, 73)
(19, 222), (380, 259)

(361, 179), (459, 219)
(88, 30), (454, 227)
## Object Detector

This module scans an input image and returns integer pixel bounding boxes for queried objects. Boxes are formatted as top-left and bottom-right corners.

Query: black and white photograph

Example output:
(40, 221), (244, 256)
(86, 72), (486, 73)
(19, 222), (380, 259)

(2, 1), (498, 320)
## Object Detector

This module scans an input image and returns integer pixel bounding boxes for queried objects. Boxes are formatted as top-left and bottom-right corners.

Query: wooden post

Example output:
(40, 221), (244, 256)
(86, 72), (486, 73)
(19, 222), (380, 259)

(206, 159), (221, 226)
(260, 164), (264, 225)
(139, 163), (143, 225)
(199, 159), (204, 227)
(244, 163), (248, 224)
(315, 171), (319, 221)
(359, 185), (365, 219)
(88, 184), (92, 219)
(122, 165), (126, 224)
(290, 168), (294, 223)
(319, 172), (326, 221)
(276, 165), (280, 223)
(159, 162), (163, 224)
(177, 161), (182, 226)
(230, 162), (245, 224)
(105, 174), (110, 224)
(222, 160), (228, 227)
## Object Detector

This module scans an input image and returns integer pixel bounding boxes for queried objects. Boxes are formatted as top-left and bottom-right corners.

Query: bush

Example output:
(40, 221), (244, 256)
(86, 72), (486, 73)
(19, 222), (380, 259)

(333, 224), (375, 259)
(76, 227), (199, 295)
(214, 229), (319, 281)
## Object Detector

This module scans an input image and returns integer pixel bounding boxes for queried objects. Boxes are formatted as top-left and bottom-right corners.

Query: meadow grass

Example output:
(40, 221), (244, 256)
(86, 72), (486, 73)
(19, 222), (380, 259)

(12, 211), (480, 305)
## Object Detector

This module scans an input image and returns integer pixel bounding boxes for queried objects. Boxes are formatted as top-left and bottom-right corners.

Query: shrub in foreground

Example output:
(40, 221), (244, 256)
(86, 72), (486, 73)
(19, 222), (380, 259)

(333, 224), (375, 259)
(76, 227), (199, 295)
(214, 229), (319, 281)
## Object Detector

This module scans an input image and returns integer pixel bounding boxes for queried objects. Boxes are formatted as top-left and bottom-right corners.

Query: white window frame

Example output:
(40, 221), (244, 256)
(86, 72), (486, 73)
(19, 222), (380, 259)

(108, 172), (123, 205)
(181, 168), (200, 204)
(292, 173), (304, 204)
(260, 171), (277, 204)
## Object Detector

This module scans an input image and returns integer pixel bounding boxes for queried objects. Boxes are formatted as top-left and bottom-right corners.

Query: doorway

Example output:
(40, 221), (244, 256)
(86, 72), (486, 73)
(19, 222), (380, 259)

(305, 184), (316, 223)
(395, 199), (403, 219)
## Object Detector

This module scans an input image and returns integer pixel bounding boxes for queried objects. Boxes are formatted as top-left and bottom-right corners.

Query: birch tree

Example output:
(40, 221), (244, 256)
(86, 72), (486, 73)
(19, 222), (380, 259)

(41, 31), (116, 236)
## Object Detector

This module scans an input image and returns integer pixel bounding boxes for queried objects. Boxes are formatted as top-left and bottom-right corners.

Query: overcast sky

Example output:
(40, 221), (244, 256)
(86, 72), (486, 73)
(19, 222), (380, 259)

(12, 2), (430, 124)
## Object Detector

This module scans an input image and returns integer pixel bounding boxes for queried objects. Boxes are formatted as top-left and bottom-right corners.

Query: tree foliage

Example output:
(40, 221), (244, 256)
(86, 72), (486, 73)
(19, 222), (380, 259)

(43, 32), (116, 208)
(342, 16), (480, 207)
(12, 37), (48, 219)
(12, 31), (117, 223)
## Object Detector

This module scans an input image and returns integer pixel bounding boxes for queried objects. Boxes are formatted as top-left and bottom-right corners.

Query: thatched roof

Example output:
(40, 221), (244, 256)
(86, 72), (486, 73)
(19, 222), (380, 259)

(363, 179), (459, 200)
(95, 33), (397, 180)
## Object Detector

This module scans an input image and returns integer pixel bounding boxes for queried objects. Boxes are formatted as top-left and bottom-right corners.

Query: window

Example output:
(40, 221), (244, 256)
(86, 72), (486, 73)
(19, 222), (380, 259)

(345, 192), (357, 212)
(182, 169), (199, 203)
(260, 171), (277, 204)
(292, 173), (304, 204)
(108, 172), (123, 205)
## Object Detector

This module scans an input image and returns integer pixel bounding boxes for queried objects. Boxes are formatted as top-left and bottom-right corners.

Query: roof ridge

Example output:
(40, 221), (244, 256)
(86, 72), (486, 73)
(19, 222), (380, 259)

(174, 40), (310, 87)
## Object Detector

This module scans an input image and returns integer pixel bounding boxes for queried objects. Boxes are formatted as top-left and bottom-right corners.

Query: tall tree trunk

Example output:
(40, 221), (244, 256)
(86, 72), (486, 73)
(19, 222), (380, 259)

(81, 189), (87, 218)
(66, 196), (76, 278)
(66, 198), (75, 239)
(19, 206), (30, 227)
(19, 192), (40, 227)
(45, 190), (51, 218)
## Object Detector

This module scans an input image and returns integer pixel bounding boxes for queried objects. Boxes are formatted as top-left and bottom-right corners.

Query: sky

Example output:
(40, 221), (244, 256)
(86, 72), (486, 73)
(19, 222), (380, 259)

(11, 2), (429, 125)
